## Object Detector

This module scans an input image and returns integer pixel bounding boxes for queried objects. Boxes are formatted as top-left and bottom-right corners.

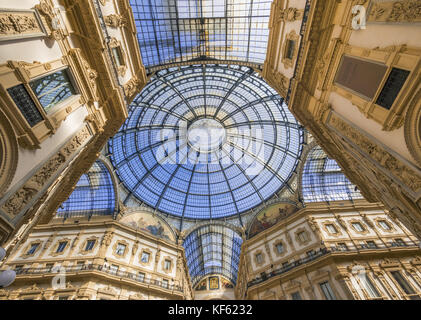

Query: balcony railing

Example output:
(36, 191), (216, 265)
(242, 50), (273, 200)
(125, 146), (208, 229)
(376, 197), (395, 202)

(13, 264), (183, 293)
(247, 242), (421, 288)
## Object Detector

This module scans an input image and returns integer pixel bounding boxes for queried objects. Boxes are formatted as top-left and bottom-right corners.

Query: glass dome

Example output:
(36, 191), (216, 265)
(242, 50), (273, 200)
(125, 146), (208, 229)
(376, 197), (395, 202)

(108, 64), (304, 219)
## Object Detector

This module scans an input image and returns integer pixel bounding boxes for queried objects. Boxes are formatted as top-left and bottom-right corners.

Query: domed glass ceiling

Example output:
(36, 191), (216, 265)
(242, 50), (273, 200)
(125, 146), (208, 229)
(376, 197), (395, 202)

(108, 64), (304, 219)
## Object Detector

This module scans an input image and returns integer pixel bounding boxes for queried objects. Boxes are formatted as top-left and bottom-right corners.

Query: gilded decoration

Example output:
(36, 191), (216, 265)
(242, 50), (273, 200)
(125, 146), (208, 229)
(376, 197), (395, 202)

(368, 1), (421, 22)
(374, 218), (395, 233)
(281, 30), (299, 69)
(123, 76), (141, 101)
(1, 126), (90, 218)
(112, 239), (129, 259)
(104, 14), (126, 28)
(248, 203), (299, 238)
(35, 0), (67, 41)
(328, 113), (421, 192)
(209, 276), (219, 290)
(0, 9), (46, 41)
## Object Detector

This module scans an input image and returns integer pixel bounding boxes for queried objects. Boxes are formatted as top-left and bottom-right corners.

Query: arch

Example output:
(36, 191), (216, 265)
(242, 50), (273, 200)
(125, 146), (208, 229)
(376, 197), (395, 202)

(118, 208), (177, 242)
(301, 145), (364, 203)
(247, 201), (300, 239)
(183, 223), (243, 288)
(404, 87), (421, 167)
(56, 160), (116, 219)
(0, 109), (18, 198)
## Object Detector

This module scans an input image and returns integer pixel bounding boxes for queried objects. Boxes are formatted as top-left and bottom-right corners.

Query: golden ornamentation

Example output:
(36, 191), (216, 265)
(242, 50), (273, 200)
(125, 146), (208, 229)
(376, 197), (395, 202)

(329, 114), (421, 192)
(368, 1), (421, 22)
(111, 239), (129, 259)
(281, 30), (300, 70)
(109, 37), (128, 77)
(404, 88), (421, 166)
(0, 10), (44, 39)
(1, 127), (90, 217)
(104, 14), (126, 28)
(123, 75), (141, 100)
(294, 227), (311, 246)
(0, 109), (18, 198)
(79, 236), (99, 255)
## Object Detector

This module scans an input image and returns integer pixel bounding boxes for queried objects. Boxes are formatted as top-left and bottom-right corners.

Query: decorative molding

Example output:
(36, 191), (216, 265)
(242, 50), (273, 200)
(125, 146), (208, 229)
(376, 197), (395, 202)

(0, 109), (18, 198)
(161, 256), (173, 274)
(139, 248), (152, 266)
(123, 75), (141, 102)
(253, 249), (266, 267)
(1, 127), (90, 218)
(328, 113), (421, 193)
(281, 30), (300, 70)
(104, 14), (126, 28)
(50, 237), (71, 257)
(273, 239), (287, 258)
(79, 236), (99, 255)
(111, 239), (129, 259)
(368, 1), (421, 23)
(295, 227), (311, 246)
(0, 8), (47, 41)
(109, 37), (127, 77)
(404, 87), (421, 166)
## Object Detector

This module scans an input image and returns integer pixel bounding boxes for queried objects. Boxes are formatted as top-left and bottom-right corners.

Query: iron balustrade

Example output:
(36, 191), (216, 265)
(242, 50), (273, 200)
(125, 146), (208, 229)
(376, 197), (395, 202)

(12, 263), (183, 293)
(247, 242), (421, 288)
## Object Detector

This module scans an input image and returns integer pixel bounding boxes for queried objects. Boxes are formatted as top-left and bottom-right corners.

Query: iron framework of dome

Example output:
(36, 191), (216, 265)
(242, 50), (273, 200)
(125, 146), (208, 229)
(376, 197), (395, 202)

(108, 64), (304, 220)
(130, 0), (272, 70)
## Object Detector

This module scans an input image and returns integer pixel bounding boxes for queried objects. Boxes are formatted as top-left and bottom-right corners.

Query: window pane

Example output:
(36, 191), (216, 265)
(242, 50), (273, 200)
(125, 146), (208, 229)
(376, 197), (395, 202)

(29, 69), (76, 113)
(7, 84), (43, 127)
(320, 281), (336, 300)
(391, 271), (415, 295)
(376, 68), (410, 110)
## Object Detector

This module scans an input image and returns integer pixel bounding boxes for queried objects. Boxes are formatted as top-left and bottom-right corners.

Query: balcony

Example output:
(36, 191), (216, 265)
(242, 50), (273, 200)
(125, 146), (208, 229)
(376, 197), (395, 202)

(247, 242), (421, 288)
(11, 264), (183, 293)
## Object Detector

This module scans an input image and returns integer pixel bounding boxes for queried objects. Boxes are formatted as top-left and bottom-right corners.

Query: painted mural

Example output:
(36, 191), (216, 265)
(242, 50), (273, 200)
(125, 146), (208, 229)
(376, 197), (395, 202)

(196, 279), (207, 291)
(248, 203), (299, 238)
(119, 211), (175, 241)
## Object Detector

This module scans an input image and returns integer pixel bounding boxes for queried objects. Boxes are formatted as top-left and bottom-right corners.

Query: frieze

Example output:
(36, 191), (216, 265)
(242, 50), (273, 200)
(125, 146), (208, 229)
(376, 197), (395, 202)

(0, 9), (46, 41)
(329, 114), (421, 192)
(368, 1), (421, 23)
(1, 127), (91, 217)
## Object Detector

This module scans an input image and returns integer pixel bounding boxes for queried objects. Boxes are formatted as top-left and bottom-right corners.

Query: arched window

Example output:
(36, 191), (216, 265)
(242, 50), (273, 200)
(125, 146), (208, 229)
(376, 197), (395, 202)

(302, 146), (363, 203)
(183, 224), (242, 288)
(56, 160), (116, 219)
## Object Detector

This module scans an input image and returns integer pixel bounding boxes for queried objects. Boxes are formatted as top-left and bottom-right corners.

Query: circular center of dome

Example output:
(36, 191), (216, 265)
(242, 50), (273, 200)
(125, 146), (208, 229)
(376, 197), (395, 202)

(108, 64), (304, 220)
(187, 118), (226, 153)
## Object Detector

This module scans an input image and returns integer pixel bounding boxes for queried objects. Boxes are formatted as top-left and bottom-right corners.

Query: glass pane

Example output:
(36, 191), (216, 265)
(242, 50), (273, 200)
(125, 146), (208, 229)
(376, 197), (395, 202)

(7, 84), (44, 127)
(30, 69), (76, 113)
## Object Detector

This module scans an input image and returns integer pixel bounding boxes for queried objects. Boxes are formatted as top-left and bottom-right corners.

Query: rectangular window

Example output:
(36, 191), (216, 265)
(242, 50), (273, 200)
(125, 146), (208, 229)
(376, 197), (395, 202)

(320, 281), (337, 300)
(376, 68), (410, 110)
(138, 272), (145, 282)
(337, 243), (348, 251)
(164, 260), (171, 270)
(366, 241), (377, 249)
(276, 243), (284, 254)
(390, 271), (415, 295)
(378, 220), (391, 230)
(286, 40), (295, 60)
(352, 222), (364, 232)
(162, 279), (169, 289)
(141, 252), (150, 263)
(85, 240), (96, 251)
(7, 84), (44, 127)
(291, 291), (302, 300)
(27, 243), (39, 255)
(56, 241), (67, 253)
(29, 68), (76, 114)
(112, 47), (124, 67)
(115, 243), (126, 256)
(256, 253), (263, 264)
(297, 231), (308, 243)
(110, 264), (119, 275)
(394, 238), (406, 246)
(326, 224), (338, 234)
(361, 276), (381, 298)
(334, 56), (388, 99)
